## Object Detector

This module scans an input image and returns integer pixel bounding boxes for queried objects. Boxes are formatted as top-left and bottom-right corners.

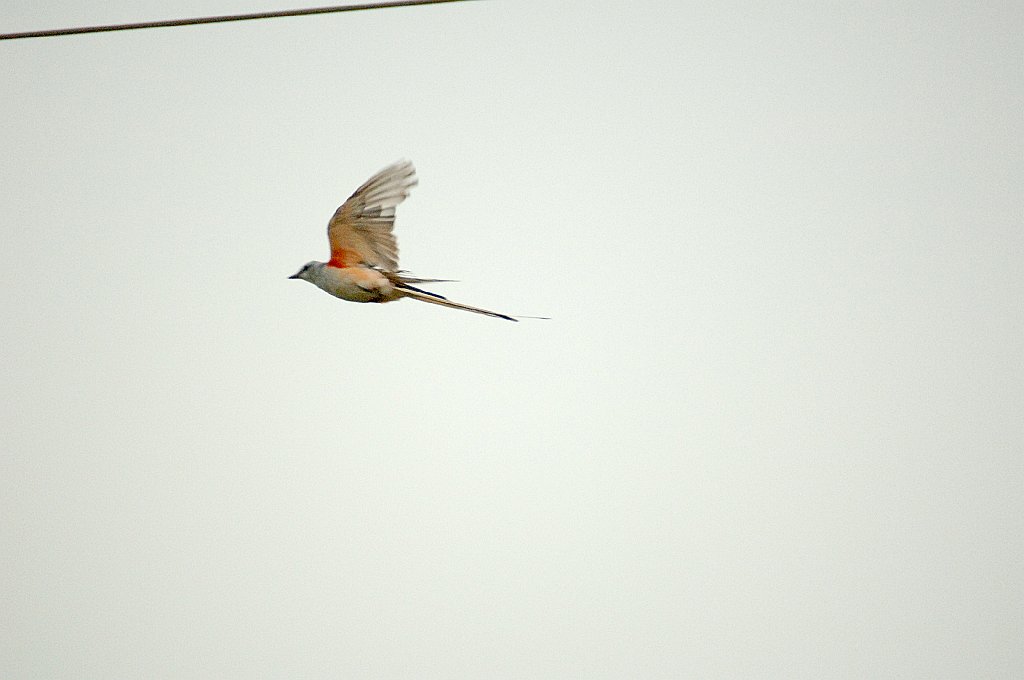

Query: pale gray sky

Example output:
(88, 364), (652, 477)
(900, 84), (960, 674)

(2, 1), (1022, 678)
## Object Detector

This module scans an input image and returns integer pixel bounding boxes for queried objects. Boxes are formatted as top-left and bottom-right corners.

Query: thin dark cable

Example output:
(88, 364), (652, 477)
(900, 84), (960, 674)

(0, 0), (479, 41)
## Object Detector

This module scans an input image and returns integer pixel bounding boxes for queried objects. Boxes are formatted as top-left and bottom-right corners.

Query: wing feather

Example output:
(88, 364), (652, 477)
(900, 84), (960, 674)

(327, 160), (417, 270)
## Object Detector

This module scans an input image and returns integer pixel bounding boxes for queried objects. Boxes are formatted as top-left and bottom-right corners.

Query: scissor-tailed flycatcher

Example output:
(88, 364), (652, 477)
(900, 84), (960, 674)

(289, 160), (518, 321)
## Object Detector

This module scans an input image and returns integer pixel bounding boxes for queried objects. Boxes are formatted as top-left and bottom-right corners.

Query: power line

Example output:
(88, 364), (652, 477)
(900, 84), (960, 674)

(0, 0), (480, 41)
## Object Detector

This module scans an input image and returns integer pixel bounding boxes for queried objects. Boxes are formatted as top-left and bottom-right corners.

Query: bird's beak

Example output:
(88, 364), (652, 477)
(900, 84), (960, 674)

(288, 272), (301, 279)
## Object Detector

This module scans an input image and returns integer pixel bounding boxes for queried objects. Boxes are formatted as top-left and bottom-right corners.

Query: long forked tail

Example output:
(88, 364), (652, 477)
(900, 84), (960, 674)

(397, 287), (518, 322)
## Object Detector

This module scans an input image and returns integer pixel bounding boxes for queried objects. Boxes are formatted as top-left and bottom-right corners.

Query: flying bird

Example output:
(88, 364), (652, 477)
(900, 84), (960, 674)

(289, 160), (518, 322)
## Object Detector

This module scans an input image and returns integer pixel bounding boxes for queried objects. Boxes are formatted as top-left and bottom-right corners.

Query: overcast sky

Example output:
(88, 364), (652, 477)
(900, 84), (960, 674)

(2, 1), (1022, 678)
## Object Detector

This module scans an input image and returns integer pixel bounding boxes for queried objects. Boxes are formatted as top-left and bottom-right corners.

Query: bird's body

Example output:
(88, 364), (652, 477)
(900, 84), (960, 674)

(290, 160), (518, 322)
(301, 262), (397, 303)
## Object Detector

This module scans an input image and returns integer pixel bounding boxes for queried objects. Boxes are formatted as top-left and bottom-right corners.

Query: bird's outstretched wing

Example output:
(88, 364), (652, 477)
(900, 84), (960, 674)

(327, 160), (417, 271)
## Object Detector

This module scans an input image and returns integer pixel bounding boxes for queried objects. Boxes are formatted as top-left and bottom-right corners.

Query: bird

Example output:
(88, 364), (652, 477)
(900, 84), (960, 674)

(289, 160), (519, 322)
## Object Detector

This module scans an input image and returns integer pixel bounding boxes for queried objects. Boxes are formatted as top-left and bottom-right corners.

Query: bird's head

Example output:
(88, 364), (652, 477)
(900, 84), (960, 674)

(288, 261), (322, 283)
